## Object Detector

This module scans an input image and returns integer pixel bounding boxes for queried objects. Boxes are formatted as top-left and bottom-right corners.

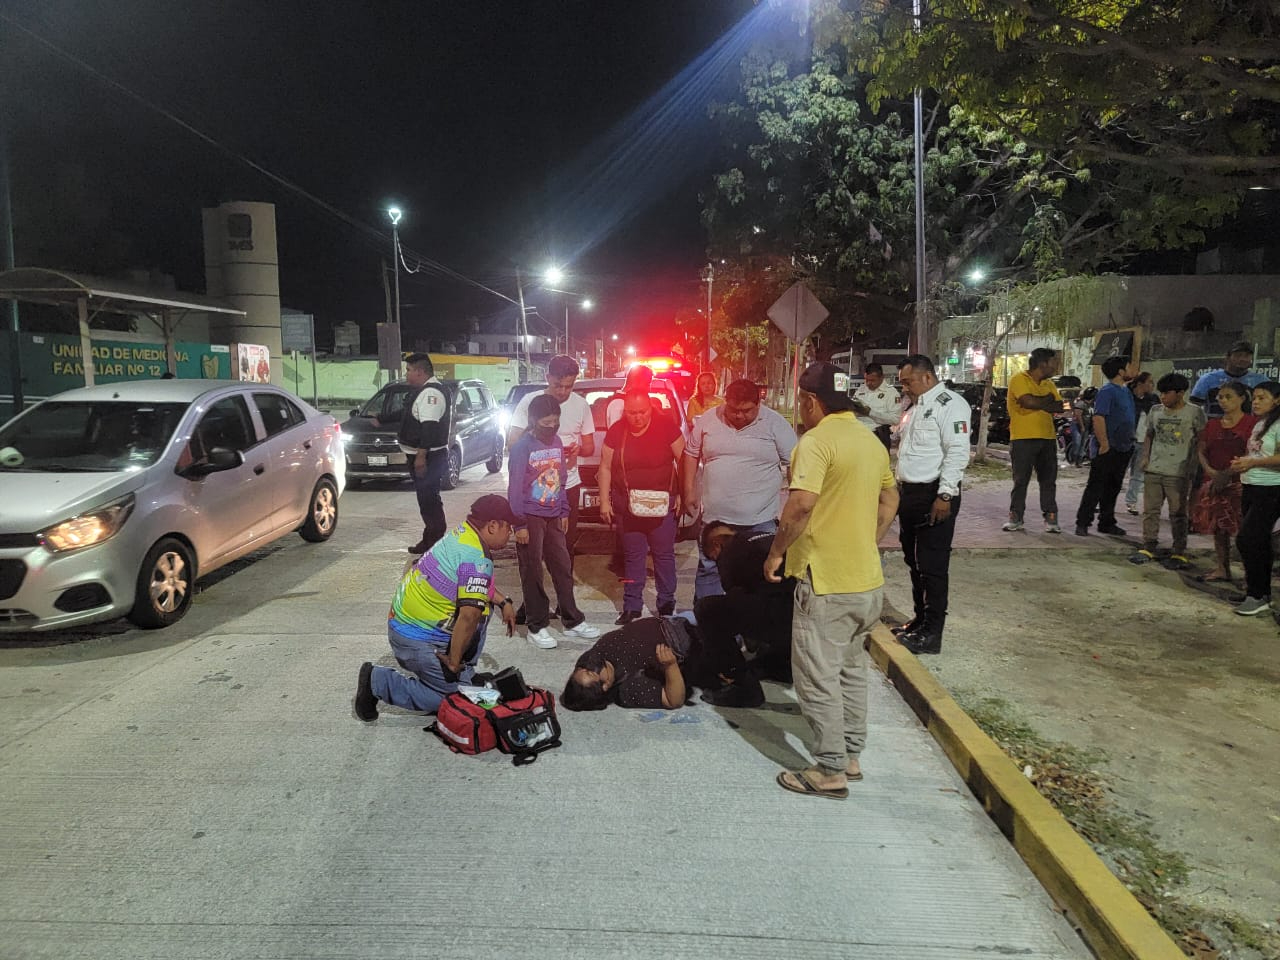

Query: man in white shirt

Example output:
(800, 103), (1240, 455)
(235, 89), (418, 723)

(682, 379), (796, 601)
(893, 354), (971, 655)
(507, 354), (596, 554)
(852, 363), (900, 450)
(398, 354), (451, 554)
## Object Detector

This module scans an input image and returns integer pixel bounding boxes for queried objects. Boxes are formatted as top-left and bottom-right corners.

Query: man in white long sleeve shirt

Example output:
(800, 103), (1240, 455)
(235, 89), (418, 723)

(851, 363), (900, 450)
(892, 354), (970, 655)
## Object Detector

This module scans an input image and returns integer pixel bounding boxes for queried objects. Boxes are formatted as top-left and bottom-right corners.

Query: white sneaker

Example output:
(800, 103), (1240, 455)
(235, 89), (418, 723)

(527, 627), (559, 649)
(561, 622), (601, 640)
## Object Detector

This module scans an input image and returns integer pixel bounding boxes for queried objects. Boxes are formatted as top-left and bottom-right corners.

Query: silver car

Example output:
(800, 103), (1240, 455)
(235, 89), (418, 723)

(0, 379), (345, 632)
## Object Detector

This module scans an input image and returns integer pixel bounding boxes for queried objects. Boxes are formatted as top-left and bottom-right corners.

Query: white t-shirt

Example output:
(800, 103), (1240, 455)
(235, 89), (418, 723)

(510, 390), (595, 489)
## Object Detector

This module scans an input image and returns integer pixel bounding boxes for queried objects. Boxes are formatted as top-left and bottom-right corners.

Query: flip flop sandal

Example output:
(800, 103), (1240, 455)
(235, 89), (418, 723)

(847, 771), (864, 783)
(776, 769), (849, 801)
(1195, 573), (1232, 583)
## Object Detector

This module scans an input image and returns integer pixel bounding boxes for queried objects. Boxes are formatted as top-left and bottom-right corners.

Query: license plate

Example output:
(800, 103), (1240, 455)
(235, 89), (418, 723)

(581, 492), (599, 509)
(366, 455), (388, 466)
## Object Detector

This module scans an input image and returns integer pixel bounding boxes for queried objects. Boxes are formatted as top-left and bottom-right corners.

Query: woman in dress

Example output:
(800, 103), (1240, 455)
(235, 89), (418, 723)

(1192, 381), (1256, 582)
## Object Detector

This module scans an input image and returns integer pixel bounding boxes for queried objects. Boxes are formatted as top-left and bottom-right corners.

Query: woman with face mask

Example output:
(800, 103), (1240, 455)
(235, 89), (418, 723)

(507, 393), (602, 649)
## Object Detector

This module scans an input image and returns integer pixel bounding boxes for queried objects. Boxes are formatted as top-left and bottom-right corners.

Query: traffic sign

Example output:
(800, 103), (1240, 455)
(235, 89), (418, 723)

(280, 313), (314, 352)
(767, 282), (829, 343)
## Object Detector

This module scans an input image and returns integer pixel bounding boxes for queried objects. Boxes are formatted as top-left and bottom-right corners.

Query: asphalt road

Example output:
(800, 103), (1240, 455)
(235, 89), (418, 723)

(0, 462), (1090, 960)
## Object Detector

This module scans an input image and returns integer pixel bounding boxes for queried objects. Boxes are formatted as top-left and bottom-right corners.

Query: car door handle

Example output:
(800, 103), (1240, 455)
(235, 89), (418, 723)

(254, 464), (266, 475)
(303, 440), (312, 450)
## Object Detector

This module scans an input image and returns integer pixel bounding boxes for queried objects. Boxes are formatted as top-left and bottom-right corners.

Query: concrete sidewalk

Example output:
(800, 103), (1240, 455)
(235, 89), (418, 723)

(0, 474), (1092, 960)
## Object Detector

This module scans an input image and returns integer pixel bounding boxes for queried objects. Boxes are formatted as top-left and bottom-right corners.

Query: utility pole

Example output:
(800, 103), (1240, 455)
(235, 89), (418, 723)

(701, 262), (714, 371)
(911, 0), (928, 358)
(0, 111), (21, 416)
(515, 267), (528, 383)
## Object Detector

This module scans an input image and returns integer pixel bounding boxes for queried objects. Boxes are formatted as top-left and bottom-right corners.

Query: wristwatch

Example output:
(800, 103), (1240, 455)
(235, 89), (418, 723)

(937, 492), (953, 502)
(497, 597), (513, 609)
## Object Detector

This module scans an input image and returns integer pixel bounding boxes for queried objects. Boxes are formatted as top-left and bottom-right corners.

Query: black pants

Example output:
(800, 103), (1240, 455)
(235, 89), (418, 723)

(1075, 448), (1132, 530)
(515, 515), (584, 632)
(874, 425), (892, 451)
(410, 448), (448, 549)
(693, 589), (794, 682)
(1237, 485), (1280, 600)
(566, 485), (581, 562)
(1009, 438), (1058, 520)
(897, 481), (960, 631)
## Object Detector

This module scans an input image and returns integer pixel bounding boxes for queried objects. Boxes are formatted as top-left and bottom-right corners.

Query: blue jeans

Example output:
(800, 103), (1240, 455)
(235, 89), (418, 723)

(617, 498), (677, 614)
(410, 449), (449, 549)
(693, 519), (777, 601)
(371, 618), (487, 713)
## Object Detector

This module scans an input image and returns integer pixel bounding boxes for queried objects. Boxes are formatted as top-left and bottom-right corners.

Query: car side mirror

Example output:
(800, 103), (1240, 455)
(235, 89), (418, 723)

(349, 408), (360, 418)
(182, 446), (244, 478)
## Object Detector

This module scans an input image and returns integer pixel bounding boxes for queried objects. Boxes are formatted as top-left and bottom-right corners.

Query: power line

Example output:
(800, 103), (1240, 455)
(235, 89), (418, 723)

(0, 9), (517, 305)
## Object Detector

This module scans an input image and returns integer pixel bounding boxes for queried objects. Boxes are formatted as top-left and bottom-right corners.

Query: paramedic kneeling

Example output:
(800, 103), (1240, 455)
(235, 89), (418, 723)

(353, 495), (520, 721)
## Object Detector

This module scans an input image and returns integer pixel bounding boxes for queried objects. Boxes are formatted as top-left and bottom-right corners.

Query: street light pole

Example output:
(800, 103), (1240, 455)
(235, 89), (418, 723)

(911, 0), (928, 358)
(387, 207), (403, 327)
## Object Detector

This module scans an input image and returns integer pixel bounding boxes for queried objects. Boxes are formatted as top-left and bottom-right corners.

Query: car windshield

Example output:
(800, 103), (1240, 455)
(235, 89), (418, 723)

(0, 401), (189, 472)
(576, 387), (679, 431)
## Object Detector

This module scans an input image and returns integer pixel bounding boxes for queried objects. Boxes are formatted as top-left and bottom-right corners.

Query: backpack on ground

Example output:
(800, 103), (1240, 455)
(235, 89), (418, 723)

(429, 684), (562, 767)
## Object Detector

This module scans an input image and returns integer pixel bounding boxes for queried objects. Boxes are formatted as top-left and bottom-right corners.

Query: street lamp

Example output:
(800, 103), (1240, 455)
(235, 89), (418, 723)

(564, 296), (593, 356)
(968, 268), (986, 284)
(544, 265), (565, 286)
(387, 207), (403, 327)
(701, 263), (714, 369)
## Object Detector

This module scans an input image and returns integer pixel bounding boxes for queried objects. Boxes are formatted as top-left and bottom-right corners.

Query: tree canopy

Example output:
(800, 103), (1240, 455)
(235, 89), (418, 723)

(833, 0), (1280, 189)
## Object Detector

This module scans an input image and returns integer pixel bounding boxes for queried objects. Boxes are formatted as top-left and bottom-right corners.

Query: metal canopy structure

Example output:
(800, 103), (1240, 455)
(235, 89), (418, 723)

(0, 267), (245, 409)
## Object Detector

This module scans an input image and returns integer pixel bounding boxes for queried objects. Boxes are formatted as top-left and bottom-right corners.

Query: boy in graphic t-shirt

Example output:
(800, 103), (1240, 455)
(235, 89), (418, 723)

(1131, 373), (1206, 569)
(507, 394), (601, 650)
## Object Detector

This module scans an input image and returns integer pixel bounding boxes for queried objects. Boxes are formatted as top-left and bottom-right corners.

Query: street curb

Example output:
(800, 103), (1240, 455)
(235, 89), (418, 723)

(866, 624), (1185, 960)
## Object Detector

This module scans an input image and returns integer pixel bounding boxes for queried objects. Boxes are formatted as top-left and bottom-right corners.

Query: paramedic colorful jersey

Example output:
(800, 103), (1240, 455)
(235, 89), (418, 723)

(390, 521), (494, 641)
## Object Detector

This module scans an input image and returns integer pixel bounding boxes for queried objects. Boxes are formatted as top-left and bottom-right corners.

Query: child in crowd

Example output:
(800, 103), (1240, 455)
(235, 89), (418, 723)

(1130, 373), (1205, 570)
(1191, 380), (1256, 583)
(507, 394), (601, 649)
(1228, 381), (1280, 615)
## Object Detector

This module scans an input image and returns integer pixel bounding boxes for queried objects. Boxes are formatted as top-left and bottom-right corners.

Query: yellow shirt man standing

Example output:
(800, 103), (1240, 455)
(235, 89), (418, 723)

(1004, 348), (1064, 533)
(764, 363), (898, 801)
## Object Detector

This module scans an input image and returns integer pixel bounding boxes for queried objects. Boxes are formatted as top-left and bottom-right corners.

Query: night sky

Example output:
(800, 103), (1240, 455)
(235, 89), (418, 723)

(2, 0), (763, 351)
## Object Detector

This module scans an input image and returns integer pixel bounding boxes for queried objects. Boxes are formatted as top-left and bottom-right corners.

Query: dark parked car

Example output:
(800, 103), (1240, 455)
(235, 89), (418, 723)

(341, 378), (504, 488)
(949, 381), (1010, 445)
(498, 382), (547, 438)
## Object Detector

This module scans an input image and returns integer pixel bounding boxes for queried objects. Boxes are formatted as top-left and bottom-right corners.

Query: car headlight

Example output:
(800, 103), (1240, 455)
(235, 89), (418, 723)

(40, 494), (136, 553)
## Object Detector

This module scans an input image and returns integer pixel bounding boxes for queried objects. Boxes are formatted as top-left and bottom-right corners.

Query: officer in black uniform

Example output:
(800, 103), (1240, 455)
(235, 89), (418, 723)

(398, 353), (453, 553)
(893, 355), (971, 655)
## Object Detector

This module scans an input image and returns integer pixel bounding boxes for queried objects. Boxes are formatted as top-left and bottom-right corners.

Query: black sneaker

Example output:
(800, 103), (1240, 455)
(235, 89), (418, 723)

(657, 602), (675, 617)
(407, 541), (427, 554)
(353, 662), (379, 722)
(615, 610), (642, 626)
(1097, 524), (1127, 536)
(890, 618), (920, 637)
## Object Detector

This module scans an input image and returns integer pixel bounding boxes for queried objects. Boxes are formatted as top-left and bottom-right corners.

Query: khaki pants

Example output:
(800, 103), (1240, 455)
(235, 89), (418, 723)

(790, 573), (883, 774)
(1142, 472), (1190, 553)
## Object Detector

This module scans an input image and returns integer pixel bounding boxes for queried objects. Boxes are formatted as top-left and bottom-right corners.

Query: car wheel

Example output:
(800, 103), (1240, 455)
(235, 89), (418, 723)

(486, 437), (503, 473)
(299, 478), (339, 542)
(440, 446), (463, 490)
(128, 537), (195, 629)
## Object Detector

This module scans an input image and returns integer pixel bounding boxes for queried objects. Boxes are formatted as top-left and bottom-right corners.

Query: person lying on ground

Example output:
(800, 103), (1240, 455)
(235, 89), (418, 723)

(561, 616), (705, 711)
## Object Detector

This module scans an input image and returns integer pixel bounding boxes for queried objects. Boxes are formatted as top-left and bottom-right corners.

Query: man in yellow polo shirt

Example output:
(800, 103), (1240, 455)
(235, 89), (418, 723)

(765, 363), (899, 801)
(1004, 348), (1064, 533)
